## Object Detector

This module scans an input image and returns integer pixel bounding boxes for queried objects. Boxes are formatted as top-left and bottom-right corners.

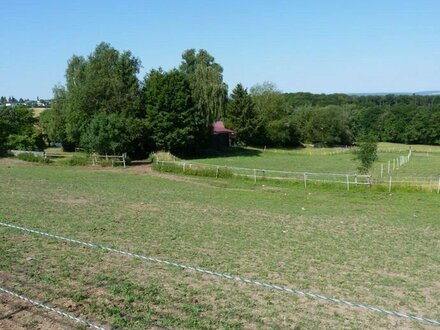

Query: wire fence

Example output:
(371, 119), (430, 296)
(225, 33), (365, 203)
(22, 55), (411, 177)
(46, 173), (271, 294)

(1, 221), (439, 327)
(0, 286), (105, 330)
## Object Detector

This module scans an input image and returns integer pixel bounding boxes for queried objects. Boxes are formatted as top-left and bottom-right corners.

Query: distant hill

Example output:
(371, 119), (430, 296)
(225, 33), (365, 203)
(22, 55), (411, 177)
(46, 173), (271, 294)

(349, 91), (440, 96)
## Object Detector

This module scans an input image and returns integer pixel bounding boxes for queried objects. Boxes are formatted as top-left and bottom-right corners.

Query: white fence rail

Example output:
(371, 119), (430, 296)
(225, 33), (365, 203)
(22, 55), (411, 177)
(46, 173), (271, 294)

(9, 150), (45, 157)
(377, 149), (412, 178)
(10, 150), (127, 168)
(375, 175), (440, 193)
(92, 153), (127, 168)
(155, 158), (371, 190)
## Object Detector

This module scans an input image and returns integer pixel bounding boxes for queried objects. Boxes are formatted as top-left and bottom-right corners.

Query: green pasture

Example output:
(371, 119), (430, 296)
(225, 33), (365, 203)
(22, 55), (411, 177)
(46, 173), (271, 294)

(1, 161), (439, 329)
(184, 147), (359, 173)
(182, 143), (440, 181)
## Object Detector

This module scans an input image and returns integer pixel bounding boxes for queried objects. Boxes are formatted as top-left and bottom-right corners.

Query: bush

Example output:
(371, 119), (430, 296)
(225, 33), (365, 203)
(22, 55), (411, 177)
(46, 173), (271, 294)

(355, 135), (378, 174)
(59, 155), (89, 166)
(16, 153), (51, 163)
(153, 161), (233, 179)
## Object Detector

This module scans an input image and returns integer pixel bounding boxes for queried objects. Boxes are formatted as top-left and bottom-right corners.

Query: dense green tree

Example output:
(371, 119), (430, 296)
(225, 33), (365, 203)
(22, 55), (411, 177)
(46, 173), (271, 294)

(283, 92), (440, 145)
(295, 105), (353, 146)
(250, 82), (290, 122)
(248, 82), (302, 147)
(39, 86), (68, 145)
(226, 84), (262, 146)
(265, 117), (302, 147)
(0, 106), (45, 153)
(180, 49), (228, 129)
(80, 113), (129, 155)
(143, 69), (204, 155)
(49, 42), (144, 154)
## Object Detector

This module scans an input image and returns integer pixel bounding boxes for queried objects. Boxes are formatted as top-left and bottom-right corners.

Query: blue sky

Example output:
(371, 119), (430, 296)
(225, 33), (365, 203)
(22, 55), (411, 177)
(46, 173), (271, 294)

(1, 0), (439, 99)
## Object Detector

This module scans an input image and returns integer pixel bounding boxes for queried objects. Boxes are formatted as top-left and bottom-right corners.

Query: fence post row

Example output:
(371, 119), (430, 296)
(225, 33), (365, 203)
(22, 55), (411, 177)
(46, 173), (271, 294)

(160, 157), (439, 193)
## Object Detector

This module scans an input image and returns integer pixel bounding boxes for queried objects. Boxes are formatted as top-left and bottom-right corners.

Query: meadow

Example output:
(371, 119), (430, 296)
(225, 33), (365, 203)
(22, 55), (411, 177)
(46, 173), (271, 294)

(0, 158), (439, 329)
(182, 143), (440, 187)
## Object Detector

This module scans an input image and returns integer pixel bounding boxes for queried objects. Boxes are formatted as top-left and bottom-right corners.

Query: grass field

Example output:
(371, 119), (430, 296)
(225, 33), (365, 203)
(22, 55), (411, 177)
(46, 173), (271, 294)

(182, 143), (440, 183)
(1, 159), (439, 329)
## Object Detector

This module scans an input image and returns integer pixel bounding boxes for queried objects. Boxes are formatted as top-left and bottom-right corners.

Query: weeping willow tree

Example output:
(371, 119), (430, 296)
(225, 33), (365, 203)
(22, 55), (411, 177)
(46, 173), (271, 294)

(180, 49), (228, 130)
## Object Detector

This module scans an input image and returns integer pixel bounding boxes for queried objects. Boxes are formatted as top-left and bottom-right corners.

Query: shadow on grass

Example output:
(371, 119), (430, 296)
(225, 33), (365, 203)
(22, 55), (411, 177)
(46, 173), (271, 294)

(183, 147), (262, 160)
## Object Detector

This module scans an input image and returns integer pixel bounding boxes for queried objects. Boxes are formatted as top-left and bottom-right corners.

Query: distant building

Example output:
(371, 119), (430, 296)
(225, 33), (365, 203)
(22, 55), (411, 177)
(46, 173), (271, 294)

(212, 121), (235, 148)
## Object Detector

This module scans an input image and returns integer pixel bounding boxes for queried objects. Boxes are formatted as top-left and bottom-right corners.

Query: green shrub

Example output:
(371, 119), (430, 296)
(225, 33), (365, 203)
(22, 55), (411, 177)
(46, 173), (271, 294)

(59, 155), (90, 166)
(16, 153), (51, 163)
(153, 162), (233, 179)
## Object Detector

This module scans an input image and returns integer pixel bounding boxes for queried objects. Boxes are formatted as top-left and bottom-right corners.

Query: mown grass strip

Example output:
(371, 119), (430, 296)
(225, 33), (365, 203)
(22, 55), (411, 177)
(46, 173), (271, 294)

(2, 221), (439, 327)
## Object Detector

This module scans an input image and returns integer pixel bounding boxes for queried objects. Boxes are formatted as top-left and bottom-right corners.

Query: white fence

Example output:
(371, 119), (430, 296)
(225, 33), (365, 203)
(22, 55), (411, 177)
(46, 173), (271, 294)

(375, 175), (440, 193)
(377, 149), (412, 178)
(92, 153), (127, 168)
(9, 150), (45, 157)
(10, 150), (127, 168)
(155, 159), (371, 190)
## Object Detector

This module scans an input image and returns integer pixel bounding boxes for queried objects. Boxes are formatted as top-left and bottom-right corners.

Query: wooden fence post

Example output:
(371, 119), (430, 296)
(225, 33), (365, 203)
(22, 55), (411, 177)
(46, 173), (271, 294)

(387, 160), (390, 174)
(303, 173), (307, 188)
(216, 166), (219, 178)
(346, 175), (350, 191)
(122, 153), (126, 168)
(253, 169), (257, 184)
(389, 176), (392, 193)
(437, 176), (440, 194)
(380, 164), (383, 178)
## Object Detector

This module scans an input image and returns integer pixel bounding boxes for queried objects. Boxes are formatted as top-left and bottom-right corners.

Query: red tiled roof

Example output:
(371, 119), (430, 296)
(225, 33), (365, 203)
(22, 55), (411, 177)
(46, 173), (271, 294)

(213, 121), (234, 133)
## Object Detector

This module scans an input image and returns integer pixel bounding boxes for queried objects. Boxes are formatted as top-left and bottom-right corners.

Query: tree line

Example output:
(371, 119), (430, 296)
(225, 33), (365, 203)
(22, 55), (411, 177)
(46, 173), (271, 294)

(38, 43), (227, 157)
(1, 42), (440, 157)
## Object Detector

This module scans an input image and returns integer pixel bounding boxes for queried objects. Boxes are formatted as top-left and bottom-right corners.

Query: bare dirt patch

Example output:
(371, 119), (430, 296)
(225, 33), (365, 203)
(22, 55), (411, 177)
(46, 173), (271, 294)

(128, 203), (161, 212)
(0, 158), (29, 166)
(0, 294), (78, 330)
